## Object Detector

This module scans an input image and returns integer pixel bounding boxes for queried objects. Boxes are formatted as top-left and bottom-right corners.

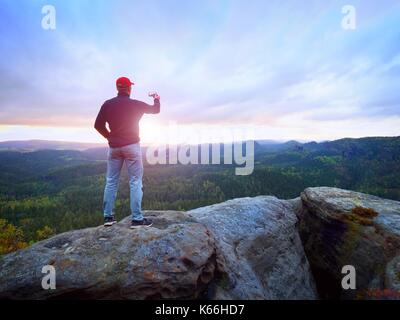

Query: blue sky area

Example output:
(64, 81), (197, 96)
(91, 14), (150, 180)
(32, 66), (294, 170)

(0, 0), (400, 143)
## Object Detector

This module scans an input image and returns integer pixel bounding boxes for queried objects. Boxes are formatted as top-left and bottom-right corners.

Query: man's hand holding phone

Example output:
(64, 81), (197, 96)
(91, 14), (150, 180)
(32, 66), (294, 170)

(148, 91), (160, 100)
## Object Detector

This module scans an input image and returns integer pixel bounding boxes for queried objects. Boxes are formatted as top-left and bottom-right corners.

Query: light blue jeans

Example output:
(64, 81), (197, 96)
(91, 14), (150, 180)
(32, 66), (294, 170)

(103, 143), (144, 221)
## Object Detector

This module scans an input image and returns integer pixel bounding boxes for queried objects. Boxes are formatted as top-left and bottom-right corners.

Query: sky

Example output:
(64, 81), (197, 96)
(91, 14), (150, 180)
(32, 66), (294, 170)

(0, 0), (400, 144)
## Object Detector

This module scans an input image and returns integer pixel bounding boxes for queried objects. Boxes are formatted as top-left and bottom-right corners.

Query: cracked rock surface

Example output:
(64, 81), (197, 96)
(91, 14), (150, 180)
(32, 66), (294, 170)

(1, 187), (398, 300)
(0, 211), (216, 299)
(189, 196), (318, 299)
(299, 187), (400, 299)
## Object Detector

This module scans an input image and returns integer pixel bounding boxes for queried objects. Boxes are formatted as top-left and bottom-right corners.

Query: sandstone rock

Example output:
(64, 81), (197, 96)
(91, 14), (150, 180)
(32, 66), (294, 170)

(0, 211), (216, 299)
(189, 196), (318, 299)
(4, 187), (397, 300)
(385, 255), (400, 296)
(299, 187), (400, 299)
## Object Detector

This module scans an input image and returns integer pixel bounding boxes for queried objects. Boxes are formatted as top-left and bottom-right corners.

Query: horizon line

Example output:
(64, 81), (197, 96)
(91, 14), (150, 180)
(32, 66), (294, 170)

(0, 135), (399, 147)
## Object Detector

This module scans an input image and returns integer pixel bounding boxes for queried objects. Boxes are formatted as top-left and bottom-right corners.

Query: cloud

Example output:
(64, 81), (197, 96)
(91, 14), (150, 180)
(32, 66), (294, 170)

(0, 0), (399, 141)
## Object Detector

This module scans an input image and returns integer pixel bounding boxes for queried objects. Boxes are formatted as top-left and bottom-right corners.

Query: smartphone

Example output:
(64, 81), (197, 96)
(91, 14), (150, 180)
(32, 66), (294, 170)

(148, 91), (158, 98)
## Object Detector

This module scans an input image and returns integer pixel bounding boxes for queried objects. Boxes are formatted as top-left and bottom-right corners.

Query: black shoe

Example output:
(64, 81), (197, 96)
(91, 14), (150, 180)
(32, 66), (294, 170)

(131, 218), (153, 229)
(104, 216), (117, 227)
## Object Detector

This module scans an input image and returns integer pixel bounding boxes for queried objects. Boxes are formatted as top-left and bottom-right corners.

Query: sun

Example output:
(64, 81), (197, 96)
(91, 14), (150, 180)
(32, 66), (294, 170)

(140, 118), (170, 145)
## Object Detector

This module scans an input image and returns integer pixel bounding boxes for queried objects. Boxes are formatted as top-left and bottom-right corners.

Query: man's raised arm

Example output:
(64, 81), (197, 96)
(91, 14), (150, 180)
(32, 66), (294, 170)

(94, 103), (110, 139)
(140, 97), (161, 114)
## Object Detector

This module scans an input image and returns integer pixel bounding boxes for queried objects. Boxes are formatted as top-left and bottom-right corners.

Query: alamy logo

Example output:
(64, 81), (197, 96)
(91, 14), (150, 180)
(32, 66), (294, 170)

(341, 5), (357, 30)
(41, 265), (56, 290)
(341, 265), (356, 290)
(146, 141), (254, 176)
(41, 5), (56, 30)
(145, 123), (255, 175)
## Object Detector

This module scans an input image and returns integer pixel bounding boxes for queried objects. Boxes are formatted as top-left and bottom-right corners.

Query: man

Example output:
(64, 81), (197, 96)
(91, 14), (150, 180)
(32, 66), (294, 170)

(94, 76), (160, 228)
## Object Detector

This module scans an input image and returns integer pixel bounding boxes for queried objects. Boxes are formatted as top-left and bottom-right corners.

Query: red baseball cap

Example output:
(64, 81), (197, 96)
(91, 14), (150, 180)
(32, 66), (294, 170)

(116, 76), (134, 88)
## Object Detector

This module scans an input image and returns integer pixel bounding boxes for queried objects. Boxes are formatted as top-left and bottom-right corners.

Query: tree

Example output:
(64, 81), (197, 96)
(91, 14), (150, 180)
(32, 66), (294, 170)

(36, 226), (55, 241)
(0, 219), (28, 255)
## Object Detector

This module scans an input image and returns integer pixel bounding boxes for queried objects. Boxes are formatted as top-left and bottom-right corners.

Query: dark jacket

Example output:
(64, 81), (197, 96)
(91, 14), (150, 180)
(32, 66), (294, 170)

(94, 93), (160, 148)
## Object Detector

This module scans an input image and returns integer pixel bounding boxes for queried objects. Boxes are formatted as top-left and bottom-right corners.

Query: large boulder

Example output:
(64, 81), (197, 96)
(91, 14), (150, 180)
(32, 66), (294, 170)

(0, 211), (217, 299)
(8, 188), (398, 300)
(299, 187), (400, 299)
(189, 196), (318, 299)
(0, 196), (318, 300)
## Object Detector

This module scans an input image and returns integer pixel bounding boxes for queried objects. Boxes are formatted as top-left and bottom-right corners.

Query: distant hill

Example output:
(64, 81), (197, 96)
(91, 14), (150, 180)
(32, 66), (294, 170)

(0, 135), (399, 247)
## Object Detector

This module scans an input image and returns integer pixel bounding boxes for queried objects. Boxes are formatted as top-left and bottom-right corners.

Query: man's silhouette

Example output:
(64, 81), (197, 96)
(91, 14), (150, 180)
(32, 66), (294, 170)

(95, 76), (160, 228)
